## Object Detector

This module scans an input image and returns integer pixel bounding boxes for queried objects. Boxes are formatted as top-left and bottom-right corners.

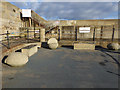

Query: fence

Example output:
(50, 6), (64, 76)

(0, 28), (41, 49)
(46, 25), (118, 42)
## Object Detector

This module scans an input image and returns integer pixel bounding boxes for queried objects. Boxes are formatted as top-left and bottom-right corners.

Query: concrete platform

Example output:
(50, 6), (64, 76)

(24, 42), (41, 48)
(74, 43), (95, 50)
(21, 45), (38, 57)
(2, 47), (119, 88)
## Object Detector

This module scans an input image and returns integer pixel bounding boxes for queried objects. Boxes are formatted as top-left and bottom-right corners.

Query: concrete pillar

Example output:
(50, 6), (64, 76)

(29, 18), (31, 27)
(40, 28), (45, 42)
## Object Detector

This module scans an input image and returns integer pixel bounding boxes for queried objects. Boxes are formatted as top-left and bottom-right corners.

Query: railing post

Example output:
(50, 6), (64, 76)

(112, 25), (115, 42)
(27, 28), (29, 43)
(100, 26), (103, 45)
(93, 27), (96, 42)
(75, 28), (77, 41)
(39, 29), (40, 42)
(7, 31), (10, 49)
(58, 29), (60, 41)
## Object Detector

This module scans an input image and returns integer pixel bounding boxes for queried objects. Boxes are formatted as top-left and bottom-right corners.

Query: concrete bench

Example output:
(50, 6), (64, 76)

(24, 42), (41, 48)
(22, 45), (38, 57)
(74, 43), (95, 50)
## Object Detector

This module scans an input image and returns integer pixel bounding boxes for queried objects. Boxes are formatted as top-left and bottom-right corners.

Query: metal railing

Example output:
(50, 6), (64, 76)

(0, 31), (10, 49)
(0, 29), (41, 49)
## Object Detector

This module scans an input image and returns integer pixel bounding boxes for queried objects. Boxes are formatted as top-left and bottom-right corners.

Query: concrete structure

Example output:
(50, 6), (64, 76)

(22, 45), (38, 57)
(0, 1), (49, 41)
(46, 20), (119, 41)
(0, 1), (120, 53)
(48, 38), (59, 49)
(1, 1), (119, 42)
(40, 28), (45, 42)
(5, 52), (28, 66)
(2, 47), (119, 88)
(49, 43), (58, 49)
(25, 42), (41, 48)
(107, 43), (120, 50)
(74, 43), (95, 50)
(47, 38), (58, 44)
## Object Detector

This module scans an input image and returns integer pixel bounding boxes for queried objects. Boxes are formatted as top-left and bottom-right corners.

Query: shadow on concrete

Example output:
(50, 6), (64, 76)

(95, 46), (120, 54)
(2, 55), (8, 64)
(2, 55), (11, 66)
(61, 45), (74, 49)
(15, 49), (21, 52)
(95, 45), (120, 67)
(106, 71), (120, 77)
(41, 42), (49, 49)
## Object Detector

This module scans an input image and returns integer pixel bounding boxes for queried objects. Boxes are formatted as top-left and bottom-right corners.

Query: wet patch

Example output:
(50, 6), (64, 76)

(24, 73), (40, 78)
(8, 77), (14, 80)
(41, 85), (47, 88)
(99, 62), (106, 66)
(58, 64), (63, 68)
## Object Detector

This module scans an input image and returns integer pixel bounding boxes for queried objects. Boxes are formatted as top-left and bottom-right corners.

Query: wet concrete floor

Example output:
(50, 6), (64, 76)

(2, 47), (119, 88)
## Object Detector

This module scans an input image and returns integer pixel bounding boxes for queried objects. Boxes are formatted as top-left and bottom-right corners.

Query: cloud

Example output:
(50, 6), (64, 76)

(10, 0), (41, 10)
(42, 0), (119, 2)
(4, 0), (119, 2)
(34, 2), (118, 20)
(9, 2), (118, 20)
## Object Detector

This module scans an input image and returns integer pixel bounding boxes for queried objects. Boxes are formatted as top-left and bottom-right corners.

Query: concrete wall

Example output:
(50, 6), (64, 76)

(0, 2), (22, 40)
(47, 20), (119, 40)
(1, 1), (48, 41)
(58, 20), (118, 26)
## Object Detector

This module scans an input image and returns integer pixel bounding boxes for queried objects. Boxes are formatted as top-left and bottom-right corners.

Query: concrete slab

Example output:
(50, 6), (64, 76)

(74, 43), (95, 50)
(24, 42), (41, 48)
(2, 47), (119, 88)
(22, 45), (38, 57)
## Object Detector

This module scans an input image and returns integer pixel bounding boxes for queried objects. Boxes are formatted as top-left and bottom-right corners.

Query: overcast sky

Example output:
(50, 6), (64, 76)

(9, 1), (118, 20)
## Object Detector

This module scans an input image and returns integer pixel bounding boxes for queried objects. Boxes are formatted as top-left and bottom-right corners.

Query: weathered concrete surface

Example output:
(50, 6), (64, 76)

(5, 52), (28, 67)
(50, 19), (118, 26)
(47, 20), (119, 40)
(22, 45), (38, 57)
(48, 38), (59, 49)
(24, 42), (41, 48)
(107, 43), (120, 50)
(40, 28), (45, 42)
(74, 43), (95, 50)
(49, 43), (58, 49)
(47, 38), (58, 44)
(2, 47), (119, 88)
(1, 1), (48, 40)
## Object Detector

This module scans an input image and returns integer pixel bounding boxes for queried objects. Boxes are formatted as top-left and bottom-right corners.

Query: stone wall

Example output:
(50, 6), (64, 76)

(0, 2), (22, 40)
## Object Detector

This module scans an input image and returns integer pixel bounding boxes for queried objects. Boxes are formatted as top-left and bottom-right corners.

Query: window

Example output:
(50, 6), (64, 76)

(13, 9), (16, 12)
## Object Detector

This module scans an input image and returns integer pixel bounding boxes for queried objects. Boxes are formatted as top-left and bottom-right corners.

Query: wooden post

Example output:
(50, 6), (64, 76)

(34, 21), (35, 38)
(75, 26), (77, 41)
(73, 26), (75, 41)
(27, 28), (29, 43)
(39, 29), (40, 42)
(112, 25), (115, 42)
(29, 17), (31, 27)
(93, 27), (96, 42)
(7, 31), (10, 49)
(100, 26), (103, 45)
(59, 26), (62, 40)
(25, 18), (27, 27)
(58, 28), (60, 41)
